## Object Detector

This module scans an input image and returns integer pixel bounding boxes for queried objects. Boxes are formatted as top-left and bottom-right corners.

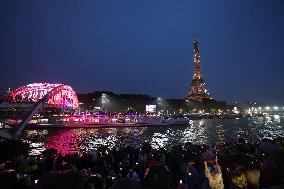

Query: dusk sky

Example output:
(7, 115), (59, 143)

(1, 0), (284, 104)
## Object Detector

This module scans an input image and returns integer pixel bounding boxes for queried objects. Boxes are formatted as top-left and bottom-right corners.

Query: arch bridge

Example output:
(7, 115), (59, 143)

(0, 83), (79, 140)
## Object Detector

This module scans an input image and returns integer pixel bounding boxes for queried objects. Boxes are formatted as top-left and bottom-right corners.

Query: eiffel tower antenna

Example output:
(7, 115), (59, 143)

(194, 32), (198, 41)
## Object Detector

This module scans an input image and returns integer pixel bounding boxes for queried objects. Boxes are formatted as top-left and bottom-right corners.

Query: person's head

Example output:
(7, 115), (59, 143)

(80, 169), (88, 177)
(153, 153), (160, 162)
(246, 169), (260, 188)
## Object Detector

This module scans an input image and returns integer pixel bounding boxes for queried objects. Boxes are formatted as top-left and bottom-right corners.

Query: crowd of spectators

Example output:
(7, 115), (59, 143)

(0, 137), (284, 189)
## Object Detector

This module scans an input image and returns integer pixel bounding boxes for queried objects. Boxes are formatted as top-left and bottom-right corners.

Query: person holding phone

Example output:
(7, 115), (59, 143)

(203, 157), (224, 189)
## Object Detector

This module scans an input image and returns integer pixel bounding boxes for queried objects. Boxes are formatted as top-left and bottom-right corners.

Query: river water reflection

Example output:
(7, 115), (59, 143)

(23, 116), (284, 155)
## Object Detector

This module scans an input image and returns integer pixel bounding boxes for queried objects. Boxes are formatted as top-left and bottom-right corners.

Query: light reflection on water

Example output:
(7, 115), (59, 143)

(23, 116), (284, 156)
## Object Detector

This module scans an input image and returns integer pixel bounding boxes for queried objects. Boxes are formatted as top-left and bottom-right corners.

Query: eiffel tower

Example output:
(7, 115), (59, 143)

(187, 37), (212, 101)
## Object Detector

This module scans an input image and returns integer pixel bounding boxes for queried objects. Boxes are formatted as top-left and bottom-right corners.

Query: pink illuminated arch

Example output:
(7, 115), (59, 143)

(4, 83), (79, 109)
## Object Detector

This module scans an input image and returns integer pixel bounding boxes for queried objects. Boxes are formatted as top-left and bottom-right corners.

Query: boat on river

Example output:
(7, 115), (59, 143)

(6, 115), (190, 129)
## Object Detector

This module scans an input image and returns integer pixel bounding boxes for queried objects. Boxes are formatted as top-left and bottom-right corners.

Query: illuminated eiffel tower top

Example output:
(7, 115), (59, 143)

(187, 37), (212, 101)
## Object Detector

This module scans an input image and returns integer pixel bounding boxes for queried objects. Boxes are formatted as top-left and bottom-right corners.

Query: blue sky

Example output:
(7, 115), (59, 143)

(1, 0), (284, 103)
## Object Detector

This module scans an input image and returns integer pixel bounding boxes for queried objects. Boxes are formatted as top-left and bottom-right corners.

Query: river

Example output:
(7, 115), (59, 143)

(23, 116), (284, 155)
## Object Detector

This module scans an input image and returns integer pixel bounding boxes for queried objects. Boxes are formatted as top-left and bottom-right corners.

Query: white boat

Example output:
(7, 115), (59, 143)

(24, 115), (189, 128)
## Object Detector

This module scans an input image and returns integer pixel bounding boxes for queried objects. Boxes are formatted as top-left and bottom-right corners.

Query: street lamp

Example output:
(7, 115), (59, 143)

(273, 106), (278, 110)
(101, 93), (109, 112)
(156, 97), (163, 114)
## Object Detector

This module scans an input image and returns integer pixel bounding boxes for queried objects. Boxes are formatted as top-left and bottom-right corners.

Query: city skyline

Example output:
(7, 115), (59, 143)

(1, 1), (284, 104)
